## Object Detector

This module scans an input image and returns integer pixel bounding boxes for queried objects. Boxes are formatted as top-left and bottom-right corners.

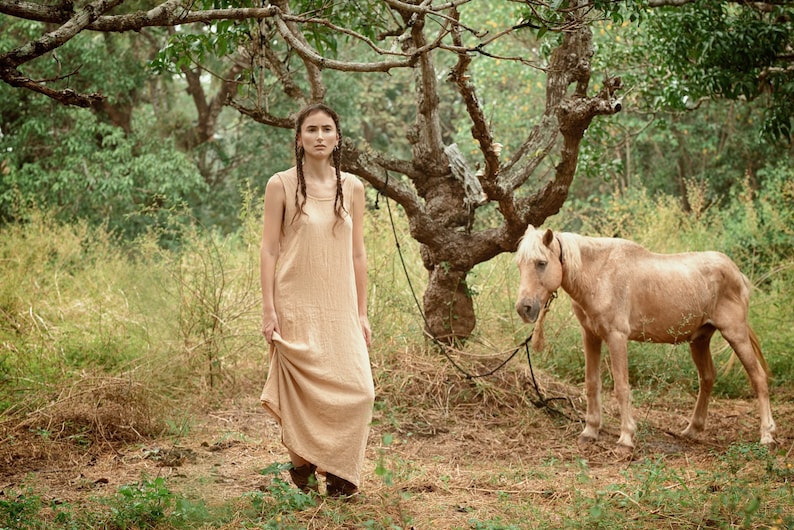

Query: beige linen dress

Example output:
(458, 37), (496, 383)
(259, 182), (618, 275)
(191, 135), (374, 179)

(261, 171), (375, 488)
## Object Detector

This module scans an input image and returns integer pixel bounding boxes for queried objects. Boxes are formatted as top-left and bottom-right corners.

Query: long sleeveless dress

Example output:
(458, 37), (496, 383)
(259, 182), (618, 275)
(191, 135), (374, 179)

(260, 171), (375, 488)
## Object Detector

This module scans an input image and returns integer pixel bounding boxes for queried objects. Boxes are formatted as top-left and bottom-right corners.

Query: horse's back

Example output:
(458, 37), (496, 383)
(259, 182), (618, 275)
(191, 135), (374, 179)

(571, 237), (750, 343)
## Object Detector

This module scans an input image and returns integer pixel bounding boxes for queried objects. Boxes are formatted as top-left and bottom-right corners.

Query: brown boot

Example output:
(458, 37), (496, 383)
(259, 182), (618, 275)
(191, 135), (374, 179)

(288, 463), (318, 493)
(325, 473), (358, 498)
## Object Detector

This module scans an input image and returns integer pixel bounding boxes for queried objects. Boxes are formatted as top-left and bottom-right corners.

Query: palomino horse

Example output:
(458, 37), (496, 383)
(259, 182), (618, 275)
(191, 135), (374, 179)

(514, 225), (776, 449)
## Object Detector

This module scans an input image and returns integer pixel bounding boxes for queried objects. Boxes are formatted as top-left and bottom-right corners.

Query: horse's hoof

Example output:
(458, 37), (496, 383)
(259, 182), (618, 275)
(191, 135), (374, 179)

(612, 443), (635, 461)
(681, 425), (703, 440)
(578, 434), (598, 445)
(616, 431), (636, 448)
(760, 436), (778, 449)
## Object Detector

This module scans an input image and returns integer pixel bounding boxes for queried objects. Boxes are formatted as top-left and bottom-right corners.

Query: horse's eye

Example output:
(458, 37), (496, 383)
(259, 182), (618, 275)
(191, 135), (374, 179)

(536, 260), (547, 271)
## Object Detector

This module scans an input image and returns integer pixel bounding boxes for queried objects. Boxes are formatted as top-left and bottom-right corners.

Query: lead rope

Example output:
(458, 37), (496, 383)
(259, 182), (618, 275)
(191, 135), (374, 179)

(378, 173), (569, 414)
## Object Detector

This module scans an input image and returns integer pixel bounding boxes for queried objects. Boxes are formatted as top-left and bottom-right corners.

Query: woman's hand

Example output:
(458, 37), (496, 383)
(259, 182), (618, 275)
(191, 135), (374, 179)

(262, 310), (280, 344)
(359, 315), (372, 348)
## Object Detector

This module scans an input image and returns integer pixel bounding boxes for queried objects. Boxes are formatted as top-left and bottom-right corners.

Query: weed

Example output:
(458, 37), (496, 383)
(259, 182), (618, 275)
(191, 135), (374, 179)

(106, 476), (176, 528)
(0, 489), (42, 530)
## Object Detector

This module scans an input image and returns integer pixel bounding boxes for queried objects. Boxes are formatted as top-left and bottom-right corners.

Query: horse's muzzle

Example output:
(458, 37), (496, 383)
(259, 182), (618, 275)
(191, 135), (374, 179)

(515, 298), (542, 323)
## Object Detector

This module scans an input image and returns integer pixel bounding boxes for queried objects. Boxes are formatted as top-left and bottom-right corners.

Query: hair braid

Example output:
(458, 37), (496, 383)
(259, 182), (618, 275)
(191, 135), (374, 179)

(293, 144), (308, 224)
(333, 146), (346, 221)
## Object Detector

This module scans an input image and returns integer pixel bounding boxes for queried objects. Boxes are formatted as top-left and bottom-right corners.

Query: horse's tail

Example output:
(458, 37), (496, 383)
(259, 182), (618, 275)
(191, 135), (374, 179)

(740, 273), (770, 376)
(721, 326), (770, 377)
(749, 326), (771, 377)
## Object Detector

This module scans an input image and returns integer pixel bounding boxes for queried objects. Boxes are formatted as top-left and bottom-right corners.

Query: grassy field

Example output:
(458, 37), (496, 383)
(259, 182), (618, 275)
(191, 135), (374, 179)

(1, 188), (792, 529)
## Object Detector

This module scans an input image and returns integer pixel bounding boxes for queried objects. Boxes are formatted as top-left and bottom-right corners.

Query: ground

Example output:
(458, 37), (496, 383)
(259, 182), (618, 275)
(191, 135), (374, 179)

(1, 365), (791, 529)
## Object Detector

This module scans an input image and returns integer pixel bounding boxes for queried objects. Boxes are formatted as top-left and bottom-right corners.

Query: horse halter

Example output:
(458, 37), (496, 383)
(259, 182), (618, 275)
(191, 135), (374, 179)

(555, 235), (564, 266)
(542, 234), (563, 310)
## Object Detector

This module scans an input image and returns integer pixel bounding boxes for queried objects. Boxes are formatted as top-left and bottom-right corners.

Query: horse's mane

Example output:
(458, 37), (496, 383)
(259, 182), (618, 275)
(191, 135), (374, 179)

(557, 231), (584, 288)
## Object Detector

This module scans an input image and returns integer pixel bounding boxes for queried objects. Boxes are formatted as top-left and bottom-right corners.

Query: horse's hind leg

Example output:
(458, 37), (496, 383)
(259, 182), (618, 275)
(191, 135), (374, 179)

(682, 329), (716, 439)
(721, 325), (776, 445)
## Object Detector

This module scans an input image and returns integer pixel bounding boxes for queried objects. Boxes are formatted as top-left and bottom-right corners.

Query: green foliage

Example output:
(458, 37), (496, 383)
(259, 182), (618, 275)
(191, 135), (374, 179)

(556, 448), (794, 529)
(0, 478), (210, 529)
(0, 489), (43, 530)
(0, 108), (207, 240)
(106, 476), (177, 528)
(717, 162), (794, 271)
(577, 15), (791, 205)
(641, 1), (794, 141)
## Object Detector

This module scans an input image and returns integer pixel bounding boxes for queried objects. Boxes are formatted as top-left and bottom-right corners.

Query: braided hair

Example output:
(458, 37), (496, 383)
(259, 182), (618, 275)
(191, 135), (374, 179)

(293, 103), (347, 226)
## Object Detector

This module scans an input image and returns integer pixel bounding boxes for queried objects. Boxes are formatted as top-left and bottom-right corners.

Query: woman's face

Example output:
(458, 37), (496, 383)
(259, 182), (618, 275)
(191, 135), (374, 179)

(298, 111), (338, 159)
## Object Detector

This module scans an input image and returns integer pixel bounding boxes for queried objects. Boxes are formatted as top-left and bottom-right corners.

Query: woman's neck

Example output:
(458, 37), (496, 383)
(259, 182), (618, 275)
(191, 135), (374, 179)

(302, 158), (335, 182)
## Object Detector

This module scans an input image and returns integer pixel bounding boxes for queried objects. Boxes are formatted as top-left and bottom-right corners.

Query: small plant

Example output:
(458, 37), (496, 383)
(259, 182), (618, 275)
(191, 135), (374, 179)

(0, 489), (43, 530)
(375, 433), (395, 487)
(246, 461), (316, 525)
(106, 476), (175, 529)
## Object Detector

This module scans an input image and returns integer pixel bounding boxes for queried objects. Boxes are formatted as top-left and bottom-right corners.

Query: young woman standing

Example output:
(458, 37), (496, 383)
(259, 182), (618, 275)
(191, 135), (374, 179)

(259, 103), (374, 498)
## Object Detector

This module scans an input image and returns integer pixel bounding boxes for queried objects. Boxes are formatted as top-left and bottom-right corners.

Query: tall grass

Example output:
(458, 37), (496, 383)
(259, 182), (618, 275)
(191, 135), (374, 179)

(0, 177), (792, 528)
(2, 177), (792, 426)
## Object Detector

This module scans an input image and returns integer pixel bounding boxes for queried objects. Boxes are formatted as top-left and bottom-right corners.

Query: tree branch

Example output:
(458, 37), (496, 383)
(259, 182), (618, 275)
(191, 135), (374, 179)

(0, 1), (281, 32)
(226, 100), (294, 129)
(0, 0), (124, 107)
(448, 7), (500, 201)
(272, 11), (417, 73)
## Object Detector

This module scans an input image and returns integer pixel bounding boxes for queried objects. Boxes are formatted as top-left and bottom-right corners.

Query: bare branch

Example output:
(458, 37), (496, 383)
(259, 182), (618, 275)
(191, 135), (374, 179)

(0, 1), (281, 32)
(342, 142), (424, 211)
(447, 8), (501, 201)
(0, 0), (125, 107)
(271, 0), (325, 101)
(1, 0), (124, 67)
(406, 9), (449, 176)
(272, 12), (416, 73)
(226, 100), (294, 129)
(279, 14), (408, 58)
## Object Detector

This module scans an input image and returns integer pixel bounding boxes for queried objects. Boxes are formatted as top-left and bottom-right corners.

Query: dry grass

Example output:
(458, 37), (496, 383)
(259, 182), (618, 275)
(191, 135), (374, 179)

(2, 343), (791, 529)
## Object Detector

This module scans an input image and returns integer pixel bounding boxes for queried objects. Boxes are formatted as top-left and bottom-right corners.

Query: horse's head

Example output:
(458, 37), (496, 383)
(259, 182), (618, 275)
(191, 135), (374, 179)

(515, 225), (563, 323)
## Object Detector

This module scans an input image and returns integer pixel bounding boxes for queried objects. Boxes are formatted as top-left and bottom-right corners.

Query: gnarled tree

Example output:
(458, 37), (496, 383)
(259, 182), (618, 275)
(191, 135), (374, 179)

(0, 0), (627, 340)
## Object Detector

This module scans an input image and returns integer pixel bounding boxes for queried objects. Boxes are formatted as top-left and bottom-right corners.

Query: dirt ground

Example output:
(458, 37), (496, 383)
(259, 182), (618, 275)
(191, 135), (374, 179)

(1, 365), (792, 529)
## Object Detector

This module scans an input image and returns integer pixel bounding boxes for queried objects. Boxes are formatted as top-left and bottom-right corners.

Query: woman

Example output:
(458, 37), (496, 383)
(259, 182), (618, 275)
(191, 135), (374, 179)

(259, 103), (374, 498)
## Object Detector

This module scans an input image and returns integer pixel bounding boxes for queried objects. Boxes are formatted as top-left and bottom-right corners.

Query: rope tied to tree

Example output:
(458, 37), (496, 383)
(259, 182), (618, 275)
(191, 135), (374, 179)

(377, 172), (573, 418)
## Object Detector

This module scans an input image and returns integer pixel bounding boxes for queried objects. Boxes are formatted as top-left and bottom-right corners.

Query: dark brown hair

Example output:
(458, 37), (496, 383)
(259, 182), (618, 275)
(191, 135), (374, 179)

(293, 103), (346, 224)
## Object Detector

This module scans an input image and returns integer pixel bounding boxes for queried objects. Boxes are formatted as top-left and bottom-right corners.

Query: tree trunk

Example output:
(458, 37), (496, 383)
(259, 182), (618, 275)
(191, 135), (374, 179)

(422, 264), (475, 341)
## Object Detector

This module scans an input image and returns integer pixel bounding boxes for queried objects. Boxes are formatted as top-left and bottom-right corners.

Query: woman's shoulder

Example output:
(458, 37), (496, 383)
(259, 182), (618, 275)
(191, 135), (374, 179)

(267, 168), (297, 187)
(275, 167), (298, 180)
(341, 171), (364, 190)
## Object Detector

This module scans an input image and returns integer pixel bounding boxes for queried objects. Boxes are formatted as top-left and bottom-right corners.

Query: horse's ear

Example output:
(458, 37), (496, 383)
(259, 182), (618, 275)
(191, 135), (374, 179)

(542, 228), (554, 248)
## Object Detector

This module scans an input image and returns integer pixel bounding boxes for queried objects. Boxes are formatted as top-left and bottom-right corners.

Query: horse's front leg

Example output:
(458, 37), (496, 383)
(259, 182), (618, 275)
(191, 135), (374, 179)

(579, 328), (603, 443)
(605, 333), (636, 449)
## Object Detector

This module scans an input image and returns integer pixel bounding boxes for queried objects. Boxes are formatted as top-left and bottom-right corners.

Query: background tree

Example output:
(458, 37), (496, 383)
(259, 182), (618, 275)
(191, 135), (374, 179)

(569, 0), (793, 215)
